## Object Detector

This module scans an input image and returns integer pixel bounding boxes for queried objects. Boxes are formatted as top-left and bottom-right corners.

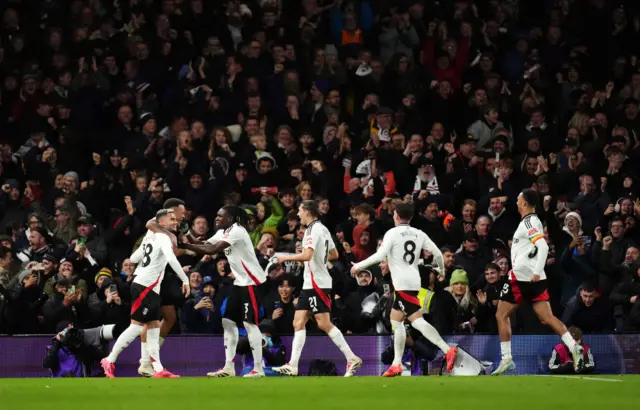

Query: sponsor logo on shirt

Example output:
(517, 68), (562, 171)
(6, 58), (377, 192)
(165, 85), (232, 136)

(527, 228), (539, 236)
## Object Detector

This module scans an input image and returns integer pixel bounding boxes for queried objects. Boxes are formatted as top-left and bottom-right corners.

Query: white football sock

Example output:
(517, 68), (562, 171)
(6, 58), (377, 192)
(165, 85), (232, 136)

(141, 341), (150, 363)
(561, 332), (577, 351)
(289, 330), (306, 367)
(107, 324), (143, 363)
(500, 341), (512, 360)
(411, 317), (450, 353)
(327, 326), (356, 361)
(391, 320), (406, 366)
(222, 318), (239, 368)
(146, 328), (163, 373)
(243, 322), (264, 372)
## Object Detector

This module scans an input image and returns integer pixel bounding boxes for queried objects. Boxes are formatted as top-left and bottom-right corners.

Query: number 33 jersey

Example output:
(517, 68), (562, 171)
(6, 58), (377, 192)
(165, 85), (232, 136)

(131, 231), (175, 294)
(380, 224), (440, 291)
(302, 220), (336, 290)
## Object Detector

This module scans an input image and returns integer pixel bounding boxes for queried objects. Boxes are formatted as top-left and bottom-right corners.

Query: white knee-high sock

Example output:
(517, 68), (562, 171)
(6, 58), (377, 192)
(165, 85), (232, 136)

(561, 332), (577, 351)
(243, 322), (264, 372)
(222, 318), (239, 368)
(146, 327), (163, 373)
(411, 317), (450, 353)
(327, 326), (356, 360)
(107, 324), (143, 363)
(391, 320), (406, 366)
(289, 330), (306, 367)
(141, 341), (150, 363)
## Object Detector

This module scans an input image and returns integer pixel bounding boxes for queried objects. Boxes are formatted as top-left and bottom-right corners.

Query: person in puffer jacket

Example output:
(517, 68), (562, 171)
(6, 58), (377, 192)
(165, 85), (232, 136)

(548, 326), (594, 374)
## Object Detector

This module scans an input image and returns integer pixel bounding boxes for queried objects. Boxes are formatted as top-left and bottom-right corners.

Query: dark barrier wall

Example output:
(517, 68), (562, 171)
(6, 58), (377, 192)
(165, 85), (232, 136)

(1, 334), (639, 378)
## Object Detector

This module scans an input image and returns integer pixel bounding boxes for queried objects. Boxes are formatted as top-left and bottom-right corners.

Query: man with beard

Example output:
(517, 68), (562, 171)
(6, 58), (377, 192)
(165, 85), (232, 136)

(335, 269), (386, 334)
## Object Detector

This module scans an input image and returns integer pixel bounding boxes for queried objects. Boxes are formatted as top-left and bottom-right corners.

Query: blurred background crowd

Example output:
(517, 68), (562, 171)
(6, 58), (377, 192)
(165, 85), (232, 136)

(0, 0), (639, 347)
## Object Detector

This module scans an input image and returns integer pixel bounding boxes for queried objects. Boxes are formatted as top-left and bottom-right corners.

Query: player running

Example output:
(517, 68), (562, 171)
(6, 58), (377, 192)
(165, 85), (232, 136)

(272, 200), (363, 377)
(350, 203), (458, 377)
(138, 198), (190, 377)
(492, 189), (584, 375)
(101, 209), (189, 378)
(184, 205), (267, 378)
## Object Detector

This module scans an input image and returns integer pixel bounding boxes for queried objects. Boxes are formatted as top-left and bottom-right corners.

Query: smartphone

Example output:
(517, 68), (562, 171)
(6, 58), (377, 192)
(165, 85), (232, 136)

(274, 301), (281, 310)
(109, 284), (118, 294)
(67, 285), (76, 296)
(77, 237), (86, 246)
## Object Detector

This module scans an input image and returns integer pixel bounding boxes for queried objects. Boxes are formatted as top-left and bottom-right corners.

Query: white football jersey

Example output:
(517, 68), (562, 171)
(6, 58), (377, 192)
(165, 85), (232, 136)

(510, 214), (546, 282)
(207, 223), (266, 287)
(130, 231), (186, 294)
(302, 220), (336, 290)
(354, 224), (443, 291)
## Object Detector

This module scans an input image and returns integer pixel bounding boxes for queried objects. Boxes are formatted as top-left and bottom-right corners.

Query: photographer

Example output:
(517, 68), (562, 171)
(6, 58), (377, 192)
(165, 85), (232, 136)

(334, 269), (388, 334)
(3, 266), (49, 334)
(43, 321), (128, 377)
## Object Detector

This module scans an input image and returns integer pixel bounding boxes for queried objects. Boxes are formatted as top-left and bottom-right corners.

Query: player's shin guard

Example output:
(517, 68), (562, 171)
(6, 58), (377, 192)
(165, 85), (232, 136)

(328, 326), (356, 360)
(289, 330), (306, 367)
(391, 321), (406, 366)
(146, 327), (164, 373)
(222, 318), (239, 368)
(243, 322), (264, 372)
(107, 323), (143, 363)
(411, 317), (450, 353)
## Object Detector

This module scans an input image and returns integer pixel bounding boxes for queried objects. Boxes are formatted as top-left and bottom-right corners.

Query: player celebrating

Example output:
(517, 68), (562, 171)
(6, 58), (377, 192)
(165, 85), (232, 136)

(350, 203), (458, 377)
(184, 205), (267, 378)
(138, 198), (190, 377)
(101, 209), (189, 378)
(492, 189), (584, 375)
(272, 200), (362, 377)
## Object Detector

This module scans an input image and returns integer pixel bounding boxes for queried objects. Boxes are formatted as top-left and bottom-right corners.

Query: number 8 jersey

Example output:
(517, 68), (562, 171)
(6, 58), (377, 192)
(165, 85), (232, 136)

(302, 220), (336, 290)
(358, 224), (442, 292)
(130, 231), (181, 294)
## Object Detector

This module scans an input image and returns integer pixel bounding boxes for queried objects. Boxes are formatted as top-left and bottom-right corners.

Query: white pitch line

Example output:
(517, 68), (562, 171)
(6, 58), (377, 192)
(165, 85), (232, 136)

(542, 375), (623, 383)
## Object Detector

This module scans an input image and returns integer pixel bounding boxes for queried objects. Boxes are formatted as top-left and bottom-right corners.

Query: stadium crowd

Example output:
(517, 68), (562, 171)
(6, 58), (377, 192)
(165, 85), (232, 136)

(0, 0), (639, 344)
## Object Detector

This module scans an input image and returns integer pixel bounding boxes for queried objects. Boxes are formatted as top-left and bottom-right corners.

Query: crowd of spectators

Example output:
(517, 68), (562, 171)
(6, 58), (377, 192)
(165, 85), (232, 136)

(1, 0), (640, 340)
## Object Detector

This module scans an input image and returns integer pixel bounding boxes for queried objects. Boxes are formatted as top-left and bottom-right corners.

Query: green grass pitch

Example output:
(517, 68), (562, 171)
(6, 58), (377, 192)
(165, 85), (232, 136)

(1, 376), (639, 410)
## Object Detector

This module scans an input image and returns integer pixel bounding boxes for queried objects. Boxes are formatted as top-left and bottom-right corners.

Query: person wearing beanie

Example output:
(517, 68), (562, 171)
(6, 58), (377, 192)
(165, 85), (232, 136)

(447, 269), (477, 333)
(95, 267), (113, 286)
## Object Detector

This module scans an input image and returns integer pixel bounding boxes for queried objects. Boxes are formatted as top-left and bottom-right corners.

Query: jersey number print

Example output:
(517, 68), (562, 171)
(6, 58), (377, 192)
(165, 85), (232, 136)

(141, 244), (154, 267)
(403, 240), (416, 264)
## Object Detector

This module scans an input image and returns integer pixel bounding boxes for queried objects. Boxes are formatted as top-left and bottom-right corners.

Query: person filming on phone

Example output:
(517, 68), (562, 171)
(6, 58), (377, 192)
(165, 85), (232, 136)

(261, 275), (296, 336)
(181, 276), (221, 334)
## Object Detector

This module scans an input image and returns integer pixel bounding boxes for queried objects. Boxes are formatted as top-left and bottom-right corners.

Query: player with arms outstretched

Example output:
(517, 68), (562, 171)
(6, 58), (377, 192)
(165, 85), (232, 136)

(272, 200), (363, 377)
(184, 205), (267, 378)
(101, 209), (189, 378)
(492, 189), (584, 375)
(350, 203), (458, 377)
